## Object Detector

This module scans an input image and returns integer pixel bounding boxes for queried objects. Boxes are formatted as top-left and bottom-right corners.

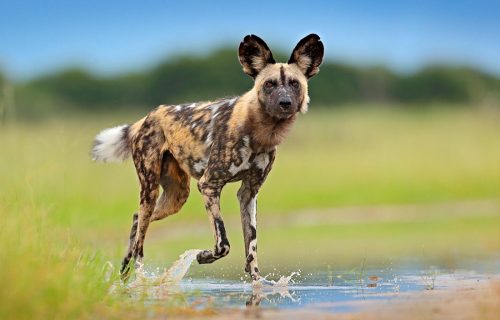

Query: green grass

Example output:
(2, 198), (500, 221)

(1, 105), (500, 318)
(0, 201), (111, 319)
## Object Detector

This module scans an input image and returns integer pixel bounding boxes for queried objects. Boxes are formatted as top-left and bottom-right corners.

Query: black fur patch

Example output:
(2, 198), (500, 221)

(239, 34), (275, 78)
(214, 217), (230, 249)
(288, 34), (324, 78)
(250, 225), (256, 240)
(280, 66), (286, 85)
(246, 254), (254, 264)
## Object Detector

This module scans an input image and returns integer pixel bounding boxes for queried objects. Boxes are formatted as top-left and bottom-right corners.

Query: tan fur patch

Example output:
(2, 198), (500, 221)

(128, 116), (146, 140)
(227, 94), (252, 135)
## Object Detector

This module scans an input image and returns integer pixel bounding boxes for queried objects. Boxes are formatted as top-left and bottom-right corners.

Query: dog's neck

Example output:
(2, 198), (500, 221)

(235, 91), (297, 152)
(249, 108), (297, 151)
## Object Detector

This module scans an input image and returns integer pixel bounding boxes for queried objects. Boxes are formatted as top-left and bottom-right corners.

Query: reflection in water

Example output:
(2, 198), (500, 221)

(108, 251), (499, 313)
(246, 285), (296, 307)
(246, 272), (300, 306)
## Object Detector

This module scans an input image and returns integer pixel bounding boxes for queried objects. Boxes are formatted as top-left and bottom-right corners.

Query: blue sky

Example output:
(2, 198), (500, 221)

(1, 0), (499, 80)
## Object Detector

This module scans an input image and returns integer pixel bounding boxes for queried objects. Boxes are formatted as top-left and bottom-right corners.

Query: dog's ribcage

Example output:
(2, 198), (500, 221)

(157, 97), (257, 180)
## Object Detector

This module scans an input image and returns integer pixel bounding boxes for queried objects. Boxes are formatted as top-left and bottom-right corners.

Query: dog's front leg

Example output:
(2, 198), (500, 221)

(238, 150), (276, 281)
(196, 177), (230, 264)
(238, 181), (260, 280)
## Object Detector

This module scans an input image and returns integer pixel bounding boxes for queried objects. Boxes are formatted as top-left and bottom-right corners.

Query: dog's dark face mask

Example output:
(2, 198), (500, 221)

(238, 34), (324, 118)
(257, 66), (303, 119)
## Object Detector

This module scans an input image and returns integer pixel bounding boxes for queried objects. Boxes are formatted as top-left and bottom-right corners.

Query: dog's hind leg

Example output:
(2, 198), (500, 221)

(150, 153), (190, 222)
(120, 212), (139, 277)
(127, 213), (139, 253)
(120, 119), (164, 276)
(122, 153), (188, 275)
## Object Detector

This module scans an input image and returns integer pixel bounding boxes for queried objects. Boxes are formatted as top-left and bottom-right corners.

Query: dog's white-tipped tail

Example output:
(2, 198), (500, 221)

(92, 124), (131, 162)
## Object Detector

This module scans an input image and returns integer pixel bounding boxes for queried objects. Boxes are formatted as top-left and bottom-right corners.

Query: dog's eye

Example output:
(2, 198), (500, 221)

(264, 80), (275, 89)
(289, 79), (300, 88)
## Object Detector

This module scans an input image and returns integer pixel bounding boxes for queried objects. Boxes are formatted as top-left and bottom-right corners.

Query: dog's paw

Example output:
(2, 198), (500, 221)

(120, 258), (132, 281)
(196, 250), (217, 264)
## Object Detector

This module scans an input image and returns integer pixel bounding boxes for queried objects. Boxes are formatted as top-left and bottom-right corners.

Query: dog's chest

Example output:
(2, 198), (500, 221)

(187, 136), (253, 181)
(185, 137), (271, 182)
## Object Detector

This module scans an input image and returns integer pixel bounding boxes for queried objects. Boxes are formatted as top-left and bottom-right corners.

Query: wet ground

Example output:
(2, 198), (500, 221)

(172, 269), (495, 312)
(113, 250), (499, 315)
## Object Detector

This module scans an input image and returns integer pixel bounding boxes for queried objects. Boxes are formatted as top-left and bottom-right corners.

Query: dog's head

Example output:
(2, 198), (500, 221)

(239, 34), (324, 118)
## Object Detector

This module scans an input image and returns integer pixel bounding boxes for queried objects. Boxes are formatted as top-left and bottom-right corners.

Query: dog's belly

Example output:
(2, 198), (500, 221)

(185, 154), (209, 180)
(167, 141), (210, 180)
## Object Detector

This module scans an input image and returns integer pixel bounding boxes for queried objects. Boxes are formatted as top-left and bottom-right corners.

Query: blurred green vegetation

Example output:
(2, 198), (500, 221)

(1, 49), (499, 120)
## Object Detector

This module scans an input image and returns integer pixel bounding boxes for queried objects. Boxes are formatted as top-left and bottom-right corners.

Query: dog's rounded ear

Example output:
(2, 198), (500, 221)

(288, 34), (324, 79)
(238, 35), (276, 78)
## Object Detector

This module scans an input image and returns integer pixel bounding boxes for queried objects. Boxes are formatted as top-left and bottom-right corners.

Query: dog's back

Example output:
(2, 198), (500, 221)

(92, 96), (238, 180)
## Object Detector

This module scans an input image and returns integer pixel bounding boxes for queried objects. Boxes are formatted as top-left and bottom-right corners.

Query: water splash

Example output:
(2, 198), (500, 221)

(111, 249), (301, 304)
(158, 249), (202, 284)
(109, 249), (202, 299)
(253, 271), (300, 288)
(130, 249), (202, 287)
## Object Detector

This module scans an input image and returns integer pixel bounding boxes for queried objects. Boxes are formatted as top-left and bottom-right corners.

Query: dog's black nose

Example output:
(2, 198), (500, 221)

(279, 98), (292, 108)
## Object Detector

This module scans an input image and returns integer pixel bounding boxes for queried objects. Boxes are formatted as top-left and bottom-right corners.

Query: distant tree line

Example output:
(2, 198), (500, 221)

(2, 48), (500, 119)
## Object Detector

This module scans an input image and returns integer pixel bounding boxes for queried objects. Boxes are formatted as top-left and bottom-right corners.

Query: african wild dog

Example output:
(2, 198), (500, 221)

(92, 34), (324, 281)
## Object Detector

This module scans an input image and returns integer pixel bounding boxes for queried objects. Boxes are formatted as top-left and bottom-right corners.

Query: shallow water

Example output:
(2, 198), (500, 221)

(113, 251), (499, 313)
(173, 270), (493, 312)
